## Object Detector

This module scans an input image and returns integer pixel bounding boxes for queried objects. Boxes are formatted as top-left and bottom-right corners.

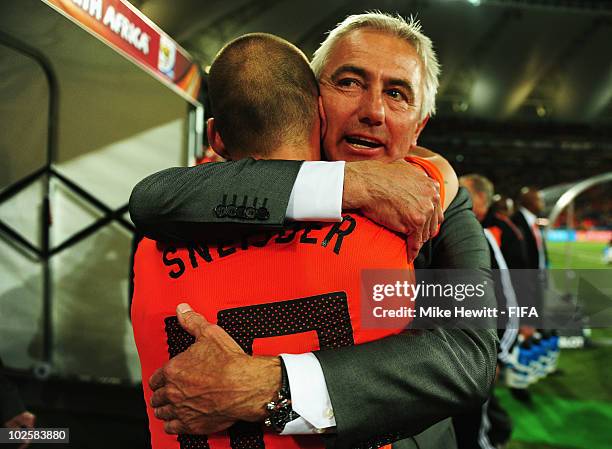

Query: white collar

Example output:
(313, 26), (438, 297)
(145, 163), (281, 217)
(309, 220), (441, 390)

(520, 207), (537, 228)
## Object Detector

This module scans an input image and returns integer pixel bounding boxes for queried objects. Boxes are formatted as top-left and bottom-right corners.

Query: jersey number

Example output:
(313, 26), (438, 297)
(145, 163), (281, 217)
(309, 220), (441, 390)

(164, 291), (354, 449)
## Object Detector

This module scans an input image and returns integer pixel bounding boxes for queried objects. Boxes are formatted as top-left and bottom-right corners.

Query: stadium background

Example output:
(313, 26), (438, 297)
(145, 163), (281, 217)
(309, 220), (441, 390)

(1, 0), (610, 448)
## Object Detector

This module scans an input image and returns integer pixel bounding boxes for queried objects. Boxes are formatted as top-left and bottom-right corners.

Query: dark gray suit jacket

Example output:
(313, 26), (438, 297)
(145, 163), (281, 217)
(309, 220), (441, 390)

(129, 159), (498, 449)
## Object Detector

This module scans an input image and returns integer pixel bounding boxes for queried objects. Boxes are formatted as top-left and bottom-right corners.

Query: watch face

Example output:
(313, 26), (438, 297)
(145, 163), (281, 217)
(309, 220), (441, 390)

(276, 408), (291, 422)
(265, 397), (298, 432)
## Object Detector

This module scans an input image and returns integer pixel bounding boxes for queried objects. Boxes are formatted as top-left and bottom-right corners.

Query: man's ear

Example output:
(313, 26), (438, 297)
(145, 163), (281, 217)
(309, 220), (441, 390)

(207, 118), (229, 159)
(318, 96), (327, 140)
(412, 114), (430, 146)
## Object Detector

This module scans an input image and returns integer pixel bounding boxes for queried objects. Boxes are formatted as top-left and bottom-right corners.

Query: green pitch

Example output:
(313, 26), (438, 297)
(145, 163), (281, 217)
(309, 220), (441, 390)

(500, 328), (612, 449)
(499, 241), (611, 448)
(547, 241), (608, 269)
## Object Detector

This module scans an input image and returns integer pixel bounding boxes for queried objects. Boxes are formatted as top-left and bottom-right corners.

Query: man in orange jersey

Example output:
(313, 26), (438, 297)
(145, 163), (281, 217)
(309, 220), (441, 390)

(132, 33), (453, 449)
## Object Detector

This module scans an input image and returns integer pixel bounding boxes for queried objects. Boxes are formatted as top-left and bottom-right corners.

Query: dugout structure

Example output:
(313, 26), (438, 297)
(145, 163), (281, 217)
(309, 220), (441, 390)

(0, 0), (203, 384)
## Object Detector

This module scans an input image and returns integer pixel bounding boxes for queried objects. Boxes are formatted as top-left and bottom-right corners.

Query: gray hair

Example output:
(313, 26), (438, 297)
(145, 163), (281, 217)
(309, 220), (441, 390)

(460, 174), (495, 207)
(310, 11), (440, 120)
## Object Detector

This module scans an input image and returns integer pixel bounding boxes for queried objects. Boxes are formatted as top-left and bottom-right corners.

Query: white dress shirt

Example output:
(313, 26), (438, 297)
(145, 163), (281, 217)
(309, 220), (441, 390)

(285, 161), (345, 221)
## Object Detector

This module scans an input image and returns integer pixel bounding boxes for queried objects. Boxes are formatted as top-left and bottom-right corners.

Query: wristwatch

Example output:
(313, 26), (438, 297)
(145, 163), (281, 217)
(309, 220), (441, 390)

(264, 358), (300, 432)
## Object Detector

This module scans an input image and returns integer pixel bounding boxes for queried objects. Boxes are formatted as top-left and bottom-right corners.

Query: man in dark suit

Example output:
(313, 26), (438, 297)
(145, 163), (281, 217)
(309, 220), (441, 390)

(130, 12), (498, 449)
(507, 186), (549, 404)
(487, 198), (528, 272)
(512, 187), (548, 271)
(510, 186), (548, 323)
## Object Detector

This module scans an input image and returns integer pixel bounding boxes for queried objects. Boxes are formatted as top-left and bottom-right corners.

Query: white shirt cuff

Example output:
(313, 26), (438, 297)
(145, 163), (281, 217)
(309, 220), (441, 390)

(279, 353), (336, 435)
(286, 161), (344, 221)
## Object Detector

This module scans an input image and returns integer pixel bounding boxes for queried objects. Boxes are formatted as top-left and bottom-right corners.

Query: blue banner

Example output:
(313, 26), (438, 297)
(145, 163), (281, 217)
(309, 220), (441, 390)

(546, 229), (576, 242)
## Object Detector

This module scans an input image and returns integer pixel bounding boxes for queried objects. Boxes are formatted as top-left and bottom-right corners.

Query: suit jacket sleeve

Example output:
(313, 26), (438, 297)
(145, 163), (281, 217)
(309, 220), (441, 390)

(128, 159), (303, 241)
(314, 188), (499, 449)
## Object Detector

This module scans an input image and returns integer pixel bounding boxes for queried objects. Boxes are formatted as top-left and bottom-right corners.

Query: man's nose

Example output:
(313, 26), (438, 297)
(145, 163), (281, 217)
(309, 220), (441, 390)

(358, 89), (385, 126)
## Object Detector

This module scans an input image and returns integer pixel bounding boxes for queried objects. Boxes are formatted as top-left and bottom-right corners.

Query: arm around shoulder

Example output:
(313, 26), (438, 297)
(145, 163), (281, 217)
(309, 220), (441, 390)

(129, 159), (303, 241)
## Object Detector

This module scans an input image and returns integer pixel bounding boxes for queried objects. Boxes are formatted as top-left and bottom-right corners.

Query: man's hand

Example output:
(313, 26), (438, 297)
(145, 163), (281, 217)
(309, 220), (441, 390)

(3, 410), (35, 429)
(343, 160), (443, 261)
(4, 411), (35, 449)
(149, 303), (281, 435)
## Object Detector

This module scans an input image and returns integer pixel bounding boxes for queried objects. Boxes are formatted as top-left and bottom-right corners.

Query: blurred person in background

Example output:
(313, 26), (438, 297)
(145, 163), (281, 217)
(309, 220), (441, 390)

(509, 187), (550, 403)
(491, 195), (514, 218)
(513, 187), (548, 273)
(458, 174), (516, 449)
(603, 238), (612, 265)
(510, 189), (547, 338)
(489, 191), (536, 346)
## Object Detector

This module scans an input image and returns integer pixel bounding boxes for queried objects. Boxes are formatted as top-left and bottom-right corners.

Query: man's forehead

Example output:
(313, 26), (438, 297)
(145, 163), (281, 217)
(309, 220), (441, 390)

(322, 28), (421, 77)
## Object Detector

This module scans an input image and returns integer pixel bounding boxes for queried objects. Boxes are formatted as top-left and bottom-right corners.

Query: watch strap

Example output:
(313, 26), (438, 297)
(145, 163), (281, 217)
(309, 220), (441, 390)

(264, 357), (300, 432)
